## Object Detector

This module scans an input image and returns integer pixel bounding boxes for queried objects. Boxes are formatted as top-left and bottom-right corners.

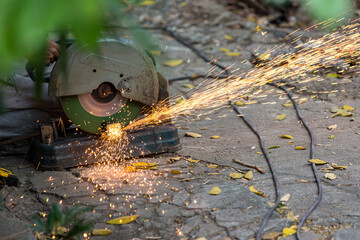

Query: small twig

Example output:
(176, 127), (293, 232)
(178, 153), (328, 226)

(0, 230), (29, 240)
(179, 177), (199, 182)
(232, 159), (265, 174)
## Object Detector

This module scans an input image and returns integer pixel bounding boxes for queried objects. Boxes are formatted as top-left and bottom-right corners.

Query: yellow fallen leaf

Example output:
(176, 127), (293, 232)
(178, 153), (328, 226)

(249, 186), (264, 197)
(185, 132), (202, 138)
(295, 146), (306, 150)
(262, 232), (282, 240)
(187, 158), (200, 163)
(179, 1), (186, 7)
(200, 127), (208, 130)
(309, 159), (328, 165)
(331, 109), (352, 118)
(327, 124), (337, 130)
(132, 162), (158, 170)
(125, 165), (137, 172)
(280, 193), (291, 203)
(286, 211), (296, 221)
(329, 134), (334, 139)
(176, 98), (185, 104)
(229, 172), (243, 179)
(207, 164), (218, 168)
(150, 50), (162, 56)
(107, 215), (139, 224)
(234, 101), (245, 106)
(283, 102), (293, 107)
(280, 135), (293, 139)
(283, 226), (297, 237)
(255, 25), (263, 32)
(209, 186), (221, 195)
(244, 171), (253, 180)
(226, 52), (241, 57)
(164, 59), (183, 67)
(183, 83), (195, 89)
(331, 163), (347, 170)
(259, 53), (271, 61)
(92, 229), (112, 236)
(326, 73), (339, 78)
(168, 156), (184, 162)
(297, 97), (308, 104)
(141, 0), (155, 6)
(170, 170), (182, 174)
(256, 152), (263, 154)
(324, 172), (337, 180)
(276, 114), (286, 121)
(341, 105), (355, 111)
(211, 135), (220, 139)
(223, 34), (233, 40)
(220, 48), (229, 52)
(196, 237), (207, 240)
(268, 145), (280, 149)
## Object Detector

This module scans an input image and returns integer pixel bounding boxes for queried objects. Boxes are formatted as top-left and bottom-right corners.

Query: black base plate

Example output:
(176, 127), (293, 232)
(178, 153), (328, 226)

(28, 125), (181, 170)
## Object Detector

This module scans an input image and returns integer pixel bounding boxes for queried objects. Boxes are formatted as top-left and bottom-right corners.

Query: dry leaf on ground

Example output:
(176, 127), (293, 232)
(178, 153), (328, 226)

(280, 135), (293, 139)
(150, 50), (162, 56)
(244, 171), (253, 180)
(309, 159), (328, 165)
(268, 145), (280, 149)
(329, 134), (334, 139)
(226, 52), (241, 56)
(164, 59), (183, 67)
(327, 124), (337, 130)
(280, 193), (291, 203)
(92, 229), (112, 236)
(125, 165), (137, 172)
(261, 232), (282, 240)
(207, 164), (218, 168)
(107, 215), (139, 224)
(223, 34), (233, 40)
(341, 105), (355, 111)
(332, 163), (347, 170)
(234, 101), (245, 106)
(249, 186), (264, 197)
(185, 132), (202, 138)
(283, 225), (297, 237)
(326, 73), (340, 78)
(187, 158), (200, 163)
(276, 114), (286, 120)
(220, 48), (229, 52)
(295, 146), (306, 150)
(183, 84), (195, 89)
(170, 170), (182, 174)
(211, 135), (220, 139)
(209, 187), (221, 195)
(331, 109), (352, 118)
(324, 172), (337, 180)
(229, 172), (243, 179)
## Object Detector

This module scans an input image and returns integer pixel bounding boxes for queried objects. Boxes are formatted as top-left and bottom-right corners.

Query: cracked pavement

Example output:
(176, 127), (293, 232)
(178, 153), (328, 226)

(1, 0), (360, 239)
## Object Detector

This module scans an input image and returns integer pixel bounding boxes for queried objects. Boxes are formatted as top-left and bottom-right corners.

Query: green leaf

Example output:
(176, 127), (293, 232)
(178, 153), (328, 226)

(303, 0), (354, 27)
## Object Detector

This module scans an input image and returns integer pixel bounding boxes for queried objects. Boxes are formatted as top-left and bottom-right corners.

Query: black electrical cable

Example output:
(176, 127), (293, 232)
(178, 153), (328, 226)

(158, 26), (231, 81)
(267, 83), (322, 240)
(138, 25), (322, 239)
(230, 100), (281, 240)
(113, 25), (231, 81)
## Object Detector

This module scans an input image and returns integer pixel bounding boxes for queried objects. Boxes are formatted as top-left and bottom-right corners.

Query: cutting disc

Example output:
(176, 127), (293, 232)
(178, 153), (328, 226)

(61, 84), (143, 134)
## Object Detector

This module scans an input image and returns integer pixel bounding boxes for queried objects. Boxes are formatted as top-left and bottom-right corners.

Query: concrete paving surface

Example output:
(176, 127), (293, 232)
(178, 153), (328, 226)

(1, 0), (360, 239)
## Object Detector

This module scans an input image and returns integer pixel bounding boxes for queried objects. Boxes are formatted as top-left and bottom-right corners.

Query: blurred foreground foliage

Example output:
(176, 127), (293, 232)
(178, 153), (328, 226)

(264, 0), (354, 25)
(32, 204), (93, 240)
(0, 0), (158, 102)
